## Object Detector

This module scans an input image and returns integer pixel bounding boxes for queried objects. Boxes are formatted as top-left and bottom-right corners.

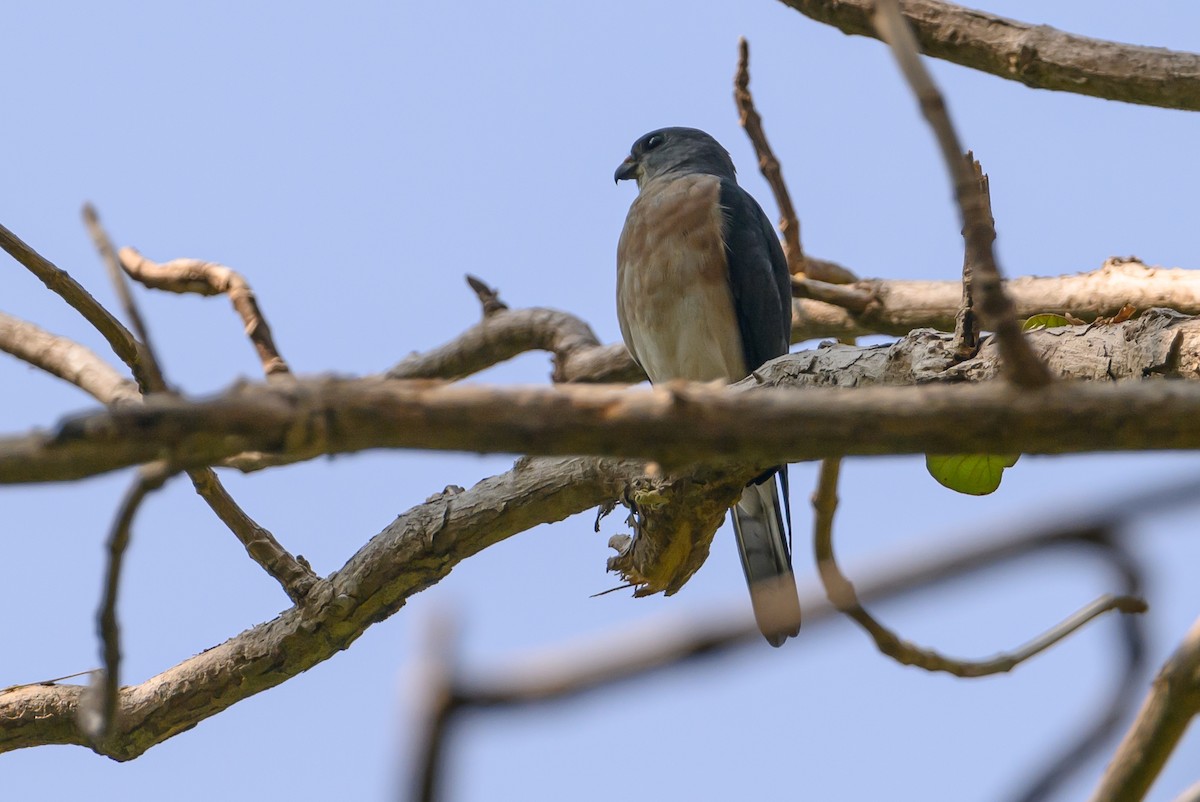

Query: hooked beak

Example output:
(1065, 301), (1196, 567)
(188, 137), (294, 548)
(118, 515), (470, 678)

(614, 155), (639, 184)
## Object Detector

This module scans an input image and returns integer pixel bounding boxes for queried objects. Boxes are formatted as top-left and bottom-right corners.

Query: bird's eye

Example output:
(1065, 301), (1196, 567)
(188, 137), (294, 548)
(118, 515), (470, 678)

(644, 133), (665, 151)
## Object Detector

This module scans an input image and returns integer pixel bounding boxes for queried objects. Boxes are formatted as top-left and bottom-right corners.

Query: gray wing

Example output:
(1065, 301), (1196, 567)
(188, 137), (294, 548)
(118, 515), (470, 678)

(720, 178), (801, 645)
(718, 179), (792, 373)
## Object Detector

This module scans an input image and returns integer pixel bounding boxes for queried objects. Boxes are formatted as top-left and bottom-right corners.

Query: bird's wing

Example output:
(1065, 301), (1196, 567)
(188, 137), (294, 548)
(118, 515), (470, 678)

(719, 179), (801, 644)
(718, 179), (792, 372)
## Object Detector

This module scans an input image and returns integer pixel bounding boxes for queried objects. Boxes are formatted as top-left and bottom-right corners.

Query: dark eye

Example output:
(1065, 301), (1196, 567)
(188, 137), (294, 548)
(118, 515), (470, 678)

(644, 133), (665, 151)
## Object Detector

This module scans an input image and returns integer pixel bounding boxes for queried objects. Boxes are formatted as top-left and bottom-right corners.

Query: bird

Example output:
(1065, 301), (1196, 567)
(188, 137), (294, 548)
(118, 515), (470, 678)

(614, 126), (802, 646)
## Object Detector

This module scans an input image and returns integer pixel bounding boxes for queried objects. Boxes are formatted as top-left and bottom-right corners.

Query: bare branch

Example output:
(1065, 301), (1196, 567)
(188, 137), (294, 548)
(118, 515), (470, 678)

(0, 455), (627, 758)
(951, 154), (987, 359)
(79, 214), (314, 602)
(82, 206), (168, 393)
(78, 462), (172, 748)
(1012, 536), (1148, 802)
(734, 37), (806, 277)
(0, 312), (140, 404)
(186, 469), (318, 603)
(1089, 615), (1200, 802)
(406, 489), (1167, 792)
(874, 0), (1051, 388)
(812, 458), (1145, 677)
(0, 221), (145, 376)
(5, 309), (1200, 485)
(389, 276), (644, 384)
(776, 0), (1200, 111)
(2, 462), (1192, 758)
(118, 247), (291, 378)
(407, 610), (460, 802)
(792, 258), (1200, 341)
(792, 276), (872, 314)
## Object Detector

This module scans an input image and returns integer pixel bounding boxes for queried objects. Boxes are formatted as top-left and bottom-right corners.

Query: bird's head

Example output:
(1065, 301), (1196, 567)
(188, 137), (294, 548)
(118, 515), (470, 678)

(614, 127), (737, 189)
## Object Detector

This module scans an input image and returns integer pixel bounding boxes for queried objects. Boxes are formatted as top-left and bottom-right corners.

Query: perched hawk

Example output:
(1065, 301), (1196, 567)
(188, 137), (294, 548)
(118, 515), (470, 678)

(615, 126), (802, 646)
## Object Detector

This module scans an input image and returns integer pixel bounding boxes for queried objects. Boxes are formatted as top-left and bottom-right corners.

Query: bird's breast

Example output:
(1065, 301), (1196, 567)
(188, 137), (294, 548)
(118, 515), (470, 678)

(616, 174), (747, 384)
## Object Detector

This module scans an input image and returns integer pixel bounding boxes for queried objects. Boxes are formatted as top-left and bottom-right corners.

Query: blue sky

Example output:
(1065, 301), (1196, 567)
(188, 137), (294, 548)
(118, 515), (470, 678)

(2, 2), (1198, 800)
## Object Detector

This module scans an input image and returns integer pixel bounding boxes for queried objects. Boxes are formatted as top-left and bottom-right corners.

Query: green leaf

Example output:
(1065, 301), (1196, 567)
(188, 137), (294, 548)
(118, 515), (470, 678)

(925, 453), (1020, 495)
(1021, 313), (1073, 332)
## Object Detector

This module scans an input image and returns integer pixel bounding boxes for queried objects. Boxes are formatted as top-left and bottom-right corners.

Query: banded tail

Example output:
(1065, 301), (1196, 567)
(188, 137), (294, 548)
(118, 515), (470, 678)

(730, 470), (801, 646)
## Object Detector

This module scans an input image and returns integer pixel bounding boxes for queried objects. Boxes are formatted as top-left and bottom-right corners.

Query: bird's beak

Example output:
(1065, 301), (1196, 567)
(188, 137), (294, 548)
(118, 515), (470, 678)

(614, 155), (639, 184)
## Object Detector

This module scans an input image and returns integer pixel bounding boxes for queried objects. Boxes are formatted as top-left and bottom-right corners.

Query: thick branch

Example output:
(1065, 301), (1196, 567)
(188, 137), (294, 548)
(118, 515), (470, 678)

(791, 258), (1200, 340)
(4, 309), (1200, 484)
(777, 0), (1200, 111)
(0, 456), (627, 757)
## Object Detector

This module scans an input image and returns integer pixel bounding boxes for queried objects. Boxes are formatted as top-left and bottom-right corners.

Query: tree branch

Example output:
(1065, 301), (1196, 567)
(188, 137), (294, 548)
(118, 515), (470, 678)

(0, 222), (146, 378)
(734, 37), (807, 277)
(82, 206), (168, 394)
(951, 154), (987, 359)
(0, 455), (627, 758)
(1089, 615), (1200, 802)
(776, 0), (1200, 111)
(0, 312), (140, 405)
(4, 307), (1200, 484)
(77, 213), (316, 603)
(186, 469), (318, 603)
(77, 462), (172, 748)
(792, 258), (1200, 341)
(874, 0), (1051, 388)
(117, 247), (291, 378)
(812, 459), (1143, 677)
(388, 276), (644, 384)
(407, 486), (1166, 797)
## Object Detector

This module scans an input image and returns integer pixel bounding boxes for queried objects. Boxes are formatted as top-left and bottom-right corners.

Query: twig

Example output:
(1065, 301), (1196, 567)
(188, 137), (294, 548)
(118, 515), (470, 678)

(873, 0), (1052, 388)
(406, 610), (460, 802)
(79, 462), (172, 748)
(812, 458), (1145, 677)
(775, 0), (1200, 112)
(734, 37), (805, 276)
(1012, 535), (1148, 802)
(82, 206), (167, 393)
(0, 221), (143, 378)
(186, 469), (318, 603)
(0, 312), (140, 404)
(1089, 615), (1200, 802)
(951, 154), (986, 359)
(465, 274), (509, 317)
(117, 247), (291, 378)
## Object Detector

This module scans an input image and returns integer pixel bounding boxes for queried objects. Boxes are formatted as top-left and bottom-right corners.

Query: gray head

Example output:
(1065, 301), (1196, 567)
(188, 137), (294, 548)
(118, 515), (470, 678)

(614, 127), (737, 189)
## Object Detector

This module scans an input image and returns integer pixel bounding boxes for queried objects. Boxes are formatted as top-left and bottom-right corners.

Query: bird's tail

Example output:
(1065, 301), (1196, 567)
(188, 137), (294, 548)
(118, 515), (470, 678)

(731, 470), (801, 646)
